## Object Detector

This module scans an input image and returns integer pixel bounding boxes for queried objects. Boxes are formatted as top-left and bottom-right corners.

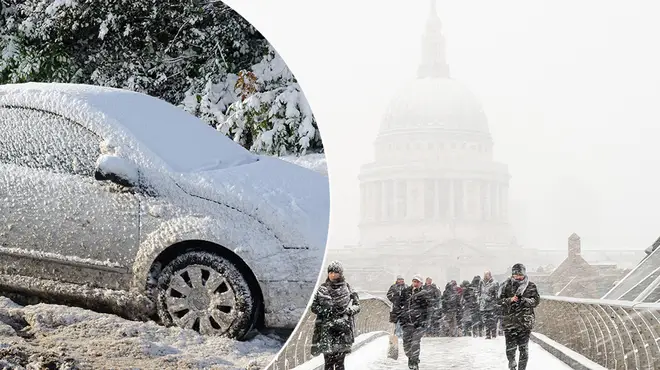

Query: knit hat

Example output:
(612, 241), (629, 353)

(396, 275), (404, 280)
(412, 275), (422, 282)
(327, 260), (343, 274)
(512, 263), (526, 276)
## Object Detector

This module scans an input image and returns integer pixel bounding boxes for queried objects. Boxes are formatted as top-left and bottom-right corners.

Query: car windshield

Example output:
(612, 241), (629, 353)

(83, 89), (257, 173)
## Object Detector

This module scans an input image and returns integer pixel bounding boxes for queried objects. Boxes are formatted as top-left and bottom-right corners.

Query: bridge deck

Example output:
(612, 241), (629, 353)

(344, 335), (574, 369)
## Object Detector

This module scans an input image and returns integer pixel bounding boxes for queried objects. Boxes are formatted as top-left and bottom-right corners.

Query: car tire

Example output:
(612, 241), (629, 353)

(155, 250), (257, 340)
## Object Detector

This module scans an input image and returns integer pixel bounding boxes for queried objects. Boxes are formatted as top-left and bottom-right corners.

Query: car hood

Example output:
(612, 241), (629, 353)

(173, 156), (330, 250)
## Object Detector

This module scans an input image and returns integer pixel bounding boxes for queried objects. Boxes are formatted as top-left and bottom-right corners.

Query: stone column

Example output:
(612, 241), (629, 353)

(394, 180), (404, 219)
(449, 179), (455, 219)
(463, 180), (469, 219)
(411, 180), (419, 219)
(383, 180), (391, 221)
(501, 184), (508, 220)
(360, 183), (366, 221)
(485, 182), (491, 220)
(434, 179), (441, 219)
(492, 182), (500, 221)
(475, 180), (482, 220)
(376, 181), (384, 221)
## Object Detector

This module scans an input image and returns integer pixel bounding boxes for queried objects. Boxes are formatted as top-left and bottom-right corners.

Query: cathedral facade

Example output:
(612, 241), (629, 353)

(333, 1), (522, 289)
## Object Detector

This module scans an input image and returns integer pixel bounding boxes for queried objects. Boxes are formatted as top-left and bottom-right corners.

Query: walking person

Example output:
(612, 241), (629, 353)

(460, 280), (478, 337)
(310, 261), (361, 370)
(442, 280), (460, 337)
(422, 277), (441, 336)
(387, 275), (407, 338)
(479, 270), (500, 339)
(400, 275), (431, 370)
(470, 275), (483, 337)
(498, 263), (541, 370)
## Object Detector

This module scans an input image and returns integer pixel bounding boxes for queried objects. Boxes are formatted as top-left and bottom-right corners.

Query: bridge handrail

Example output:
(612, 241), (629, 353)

(535, 294), (660, 370)
(264, 292), (393, 370)
(540, 294), (660, 310)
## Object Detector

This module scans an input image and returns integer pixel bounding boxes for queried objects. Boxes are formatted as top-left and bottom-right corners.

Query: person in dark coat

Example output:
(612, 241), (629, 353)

(422, 277), (441, 336)
(470, 275), (483, 337)
(498, 263), (541, 370)
(310, 261), (361, 370)
(400, 275), (431, 370)
(441, 280), (460, 337)
(386, 275), (407, 337)
(460, 280), (478, 336)
(479, 270), (500, 339)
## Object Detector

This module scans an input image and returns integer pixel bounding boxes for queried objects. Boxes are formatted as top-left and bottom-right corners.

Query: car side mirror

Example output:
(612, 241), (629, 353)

(94, 155), (139, 188)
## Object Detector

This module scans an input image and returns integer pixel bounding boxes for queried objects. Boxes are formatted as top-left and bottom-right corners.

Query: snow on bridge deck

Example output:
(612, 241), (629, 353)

(343, 335), (574, 370)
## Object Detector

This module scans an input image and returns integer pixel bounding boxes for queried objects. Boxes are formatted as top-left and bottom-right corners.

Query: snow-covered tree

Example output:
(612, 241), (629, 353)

(219, 47), (321, 156)
(0, 0), (320, 156)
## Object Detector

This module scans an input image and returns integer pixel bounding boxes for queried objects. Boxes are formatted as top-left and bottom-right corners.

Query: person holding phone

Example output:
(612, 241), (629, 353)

(498, 263), (541, 370)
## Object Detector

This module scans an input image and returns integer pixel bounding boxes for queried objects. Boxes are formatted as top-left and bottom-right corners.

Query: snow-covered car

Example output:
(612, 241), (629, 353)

(0, 83), (329, 340)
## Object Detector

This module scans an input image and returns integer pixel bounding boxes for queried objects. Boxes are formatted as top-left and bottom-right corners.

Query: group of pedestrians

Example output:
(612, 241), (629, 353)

(307, 260), (540, 370)
(387, 264), (540, 370)
(390, 271), (502, 340)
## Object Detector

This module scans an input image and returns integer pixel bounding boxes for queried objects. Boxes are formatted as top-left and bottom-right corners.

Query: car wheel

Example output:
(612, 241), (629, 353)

(155, 250), (257, 339)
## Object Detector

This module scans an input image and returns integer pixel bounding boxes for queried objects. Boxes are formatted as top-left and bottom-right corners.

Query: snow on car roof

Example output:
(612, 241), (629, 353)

(0, 83), (255, 173)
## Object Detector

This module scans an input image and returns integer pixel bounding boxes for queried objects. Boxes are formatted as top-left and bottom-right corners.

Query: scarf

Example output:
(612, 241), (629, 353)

(511, 275), (529, 296)
(325, 277), (352, 310)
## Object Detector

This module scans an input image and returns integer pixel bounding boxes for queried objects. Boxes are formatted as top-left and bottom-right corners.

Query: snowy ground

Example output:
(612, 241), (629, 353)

(341, 335), (572, 370)
(0, 297), (283, 370)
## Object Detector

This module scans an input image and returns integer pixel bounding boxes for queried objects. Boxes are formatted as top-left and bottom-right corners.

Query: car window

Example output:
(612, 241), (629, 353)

(0, 106), (101, 176)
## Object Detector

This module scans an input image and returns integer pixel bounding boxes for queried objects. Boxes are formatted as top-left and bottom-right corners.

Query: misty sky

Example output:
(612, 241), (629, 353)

(226, 0), (660, 252)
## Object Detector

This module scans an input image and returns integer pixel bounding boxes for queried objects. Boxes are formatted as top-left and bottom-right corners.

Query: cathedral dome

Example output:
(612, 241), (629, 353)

(380, 77), (490, 135)
(377, 0), (490, 138)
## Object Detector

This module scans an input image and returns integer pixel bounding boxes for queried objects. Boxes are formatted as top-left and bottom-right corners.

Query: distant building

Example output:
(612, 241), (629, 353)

(496, 233), (630, 298)
(520, 248), (643, 271)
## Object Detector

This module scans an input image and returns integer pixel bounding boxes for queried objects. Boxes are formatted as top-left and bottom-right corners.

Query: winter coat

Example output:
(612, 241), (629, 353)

(310, 278), (361, 356)
(498, 277), (541, 331)
(423, 283), (441, 306)
(400, 286), (431, 328)
(479, 278), (500, 312)
(386, 282), (407, 323)
(441, 284), (460, 313)
(460, 285), (479, 323)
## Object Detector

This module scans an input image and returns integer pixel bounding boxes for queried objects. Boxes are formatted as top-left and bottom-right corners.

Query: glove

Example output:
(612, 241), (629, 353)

(346, 304), (359, 315)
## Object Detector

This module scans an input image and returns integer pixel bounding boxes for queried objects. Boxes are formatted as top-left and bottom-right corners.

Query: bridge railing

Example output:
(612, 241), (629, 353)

(265, 292), (393, 370)
(535, 295), (660, 370)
